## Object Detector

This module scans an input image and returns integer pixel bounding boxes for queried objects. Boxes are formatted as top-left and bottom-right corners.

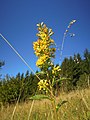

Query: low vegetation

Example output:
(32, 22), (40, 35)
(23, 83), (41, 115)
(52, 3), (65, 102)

(0, 88), (90, 120)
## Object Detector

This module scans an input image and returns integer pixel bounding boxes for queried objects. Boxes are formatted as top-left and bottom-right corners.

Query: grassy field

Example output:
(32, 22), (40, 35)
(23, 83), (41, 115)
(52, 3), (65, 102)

(0, 88), (90, 120)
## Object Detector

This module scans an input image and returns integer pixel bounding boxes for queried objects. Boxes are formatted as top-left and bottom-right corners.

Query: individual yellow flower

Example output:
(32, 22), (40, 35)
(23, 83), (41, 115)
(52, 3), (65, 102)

(50, 39), (54, 43)
(43, 27), (48, 33)
(40, 45), (47, 51)
(37, 31), (47, 40)
(34, 51), (40, 57)
(36, 55), (49, 67)
(38, 79), (49, 90)
(33, 41), (39, 51)
(52, 66), (61, 74)
(38, 27), (42, 31)
(36, 60), (43, 66)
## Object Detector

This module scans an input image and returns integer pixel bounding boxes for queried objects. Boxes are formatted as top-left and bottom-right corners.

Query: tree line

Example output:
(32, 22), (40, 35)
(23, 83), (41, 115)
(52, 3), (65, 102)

(0, 49), (90, 105)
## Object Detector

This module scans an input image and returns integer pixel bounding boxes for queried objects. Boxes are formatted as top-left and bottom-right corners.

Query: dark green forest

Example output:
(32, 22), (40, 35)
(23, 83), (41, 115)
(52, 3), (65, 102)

(0, 49), (90, 105)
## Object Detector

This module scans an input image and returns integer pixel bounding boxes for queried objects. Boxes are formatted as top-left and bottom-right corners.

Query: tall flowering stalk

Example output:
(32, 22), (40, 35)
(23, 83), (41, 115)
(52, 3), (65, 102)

(60, 20), (76, 62)
(33, 22), (55, 68)
(33, 22), (61, 97)
(31, 21), (76, 116)
(32, 22), (64, 118)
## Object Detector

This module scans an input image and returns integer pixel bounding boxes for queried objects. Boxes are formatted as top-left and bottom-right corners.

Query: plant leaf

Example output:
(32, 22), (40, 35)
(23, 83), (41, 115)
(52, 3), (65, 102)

(36, 71), (45, 75)
(56, 100), (67, 112)
(29, 94), (51, 100)
(60, 77), (71, 81)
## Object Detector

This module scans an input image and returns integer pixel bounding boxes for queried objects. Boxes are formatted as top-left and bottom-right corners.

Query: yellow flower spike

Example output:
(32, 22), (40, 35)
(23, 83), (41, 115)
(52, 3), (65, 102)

(33, 22), (55, 68)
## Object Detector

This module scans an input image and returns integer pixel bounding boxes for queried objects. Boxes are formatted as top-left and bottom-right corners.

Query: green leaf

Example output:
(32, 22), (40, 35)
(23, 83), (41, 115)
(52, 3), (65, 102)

(60, 77), (71, 81)
(36, 71), (45, 75)
(52, 78), (56, 86)
(29, 94), (51, 100)
(56, 100), (67, 112)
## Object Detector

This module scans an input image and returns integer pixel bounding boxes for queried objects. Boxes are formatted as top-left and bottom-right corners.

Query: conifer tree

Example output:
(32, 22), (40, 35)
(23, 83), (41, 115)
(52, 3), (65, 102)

(83, 49), (90, 86)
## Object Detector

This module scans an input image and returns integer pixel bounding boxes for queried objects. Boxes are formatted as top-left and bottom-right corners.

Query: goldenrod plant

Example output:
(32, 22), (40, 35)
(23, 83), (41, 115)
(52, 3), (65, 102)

(33, 22), (61, 95)
(30, 20), (76, 119)
(31, 23), (61, 113)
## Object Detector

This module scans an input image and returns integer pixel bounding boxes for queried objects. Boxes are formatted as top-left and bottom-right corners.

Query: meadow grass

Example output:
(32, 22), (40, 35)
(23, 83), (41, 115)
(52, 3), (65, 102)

(0, 88), (90, 120)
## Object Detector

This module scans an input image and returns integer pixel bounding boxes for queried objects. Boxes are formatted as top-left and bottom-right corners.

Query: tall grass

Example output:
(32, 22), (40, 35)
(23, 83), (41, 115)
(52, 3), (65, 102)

(0, 88), (90, 120)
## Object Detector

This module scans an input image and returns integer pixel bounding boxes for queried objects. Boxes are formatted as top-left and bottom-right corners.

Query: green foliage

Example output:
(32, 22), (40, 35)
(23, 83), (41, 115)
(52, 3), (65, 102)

(0, 49), (90, 105)
(29, 94), (51, 100)
(0, 77), (20, 104)
(56, 100), (67, 112)
(0, 71), (39, 104)
(0, 60), (5, 79)
(77, 73), (90, 89)
(0, 89), (90, 120)
(61, 49), (90, 91)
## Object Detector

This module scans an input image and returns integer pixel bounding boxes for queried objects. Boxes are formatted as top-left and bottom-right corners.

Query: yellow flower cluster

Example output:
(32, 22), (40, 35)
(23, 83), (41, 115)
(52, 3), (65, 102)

(36, 54), (49, 66)
(38, 79), (49, 90)
(52, 66), (61, 74)
(33, 22), (56, 67)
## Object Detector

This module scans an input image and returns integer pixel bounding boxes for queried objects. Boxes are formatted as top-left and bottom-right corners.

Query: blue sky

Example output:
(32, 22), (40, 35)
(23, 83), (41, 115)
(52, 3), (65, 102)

(0, 0), (90, 77)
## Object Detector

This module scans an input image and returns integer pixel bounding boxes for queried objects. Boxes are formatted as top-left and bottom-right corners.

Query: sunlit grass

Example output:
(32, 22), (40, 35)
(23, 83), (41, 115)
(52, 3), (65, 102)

(0, 88), (90, 120)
